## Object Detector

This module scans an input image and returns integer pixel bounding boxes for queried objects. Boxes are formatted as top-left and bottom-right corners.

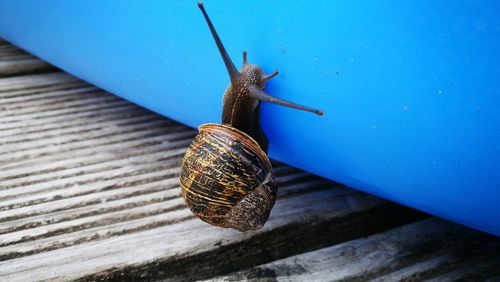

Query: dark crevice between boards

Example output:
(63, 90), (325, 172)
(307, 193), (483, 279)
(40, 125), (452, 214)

(0, 61), (59, 78)
(0, 204), (187, 249)
(0, 39), (60, 78)
(0, 80), (87, 95)
(0, 157), (182, 192)
(0, 194), (179, 235)
(74, 203), (428, 282)
(334, 227), (500, 282)
(0, 214), (194, 262)
(0, 175), (180, 212)
(397, 239), (500, 282)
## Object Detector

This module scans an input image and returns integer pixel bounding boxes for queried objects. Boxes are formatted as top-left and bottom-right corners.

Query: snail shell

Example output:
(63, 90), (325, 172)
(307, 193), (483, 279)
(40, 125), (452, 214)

(179, 2), (322, 232)
(180, 123), (277, 231)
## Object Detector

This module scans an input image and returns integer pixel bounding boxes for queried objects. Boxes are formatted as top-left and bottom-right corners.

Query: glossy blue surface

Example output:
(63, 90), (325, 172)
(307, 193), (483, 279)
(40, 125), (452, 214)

(1, 1), (499, 235)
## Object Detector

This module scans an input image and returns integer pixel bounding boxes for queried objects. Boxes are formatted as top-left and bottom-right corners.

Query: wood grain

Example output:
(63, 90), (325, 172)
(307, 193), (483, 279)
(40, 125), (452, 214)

(3, 40), (494, 282)
(0, 40), (57, 77)
(212, 218), (500, 281)
(0, 41), (422, 281)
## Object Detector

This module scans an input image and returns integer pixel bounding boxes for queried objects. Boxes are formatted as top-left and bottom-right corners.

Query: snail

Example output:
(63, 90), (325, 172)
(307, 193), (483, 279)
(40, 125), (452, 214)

(179, 2), (323, 232)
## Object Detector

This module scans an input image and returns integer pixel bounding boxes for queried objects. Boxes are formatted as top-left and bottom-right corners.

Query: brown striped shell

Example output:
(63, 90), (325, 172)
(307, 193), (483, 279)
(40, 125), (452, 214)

(180, 123), (277, 231)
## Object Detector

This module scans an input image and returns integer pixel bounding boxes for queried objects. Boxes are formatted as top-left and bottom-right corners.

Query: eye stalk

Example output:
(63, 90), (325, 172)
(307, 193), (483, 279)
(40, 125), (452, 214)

(197, 1), (324, 116)
(180, 2), (324, 232)
(198, 1), (239, 84)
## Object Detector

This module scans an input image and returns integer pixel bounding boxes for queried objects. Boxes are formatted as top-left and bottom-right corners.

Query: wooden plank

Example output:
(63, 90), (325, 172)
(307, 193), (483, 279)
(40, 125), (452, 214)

(0, 45), (35, 59)
(0, 72), (79, 92)
(0, 44), (425, 281)
(212, 218), (500, 281)
(0, 41), (56, 76)
(0, 191), (422, 281)
(0, 59), (57, 77)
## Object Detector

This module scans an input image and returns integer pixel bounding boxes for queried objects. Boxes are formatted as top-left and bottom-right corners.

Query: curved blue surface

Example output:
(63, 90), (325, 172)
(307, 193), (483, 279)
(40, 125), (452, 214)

(1, 1), (499, 235)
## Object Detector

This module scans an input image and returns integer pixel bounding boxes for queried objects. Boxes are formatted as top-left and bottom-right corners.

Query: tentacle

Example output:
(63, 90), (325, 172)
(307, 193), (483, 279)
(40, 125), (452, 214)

(248, 86), (324, 115)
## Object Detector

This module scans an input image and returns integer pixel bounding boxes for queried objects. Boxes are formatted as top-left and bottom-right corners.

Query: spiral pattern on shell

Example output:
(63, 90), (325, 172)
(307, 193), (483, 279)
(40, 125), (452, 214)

(180, 123), (277, 231)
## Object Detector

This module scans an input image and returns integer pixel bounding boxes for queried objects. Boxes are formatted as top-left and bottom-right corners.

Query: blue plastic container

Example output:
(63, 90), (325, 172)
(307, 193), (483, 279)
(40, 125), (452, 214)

(1, 1), (498, 235)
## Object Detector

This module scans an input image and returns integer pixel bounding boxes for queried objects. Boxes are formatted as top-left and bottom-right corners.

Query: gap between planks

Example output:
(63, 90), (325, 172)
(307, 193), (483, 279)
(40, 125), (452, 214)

(0, 40), (428, 282)
(211, 218), (500, 282)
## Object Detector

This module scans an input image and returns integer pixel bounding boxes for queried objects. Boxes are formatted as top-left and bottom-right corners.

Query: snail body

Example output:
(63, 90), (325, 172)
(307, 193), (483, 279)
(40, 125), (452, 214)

(180, 2), (323, 232)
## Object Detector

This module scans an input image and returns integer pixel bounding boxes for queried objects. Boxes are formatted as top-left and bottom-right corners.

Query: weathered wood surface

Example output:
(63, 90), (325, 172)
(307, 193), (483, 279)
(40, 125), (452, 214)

(0, 40), (497, 282)
(0, 41), (426, 281)
(0, 40), (57, 77)
(212, 218), (500, 281)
